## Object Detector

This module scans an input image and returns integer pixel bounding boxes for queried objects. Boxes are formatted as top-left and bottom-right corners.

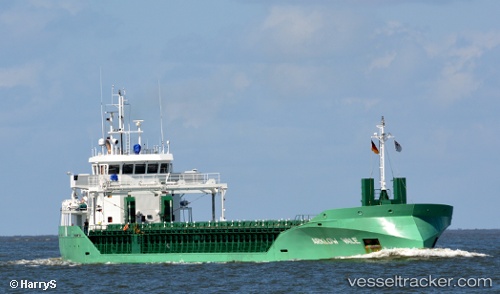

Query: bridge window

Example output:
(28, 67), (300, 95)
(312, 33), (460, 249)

(147, 163), (158, 174)
(159, 163), (170, 173)
(109, 165), (120, 174)
(135, 164), (146, 174)
(123, 164), (133, 174)
(99, 165), (108, 175)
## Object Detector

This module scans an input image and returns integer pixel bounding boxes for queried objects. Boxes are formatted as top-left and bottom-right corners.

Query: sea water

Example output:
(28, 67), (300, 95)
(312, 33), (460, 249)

(0, 230), (498, 293)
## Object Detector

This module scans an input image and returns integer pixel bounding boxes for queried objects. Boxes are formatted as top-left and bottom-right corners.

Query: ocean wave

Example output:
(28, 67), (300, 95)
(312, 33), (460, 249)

(337, 248), (489, 259)
(2, 257), (80, 267)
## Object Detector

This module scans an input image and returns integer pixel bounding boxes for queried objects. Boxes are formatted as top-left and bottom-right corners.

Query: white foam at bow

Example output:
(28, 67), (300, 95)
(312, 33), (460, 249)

(3, 258), (79, 266)
(337, 248), (489, 259)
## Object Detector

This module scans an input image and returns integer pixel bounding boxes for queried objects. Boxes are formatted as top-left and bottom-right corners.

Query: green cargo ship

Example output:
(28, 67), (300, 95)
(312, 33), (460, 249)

(59, 88), (452, 263)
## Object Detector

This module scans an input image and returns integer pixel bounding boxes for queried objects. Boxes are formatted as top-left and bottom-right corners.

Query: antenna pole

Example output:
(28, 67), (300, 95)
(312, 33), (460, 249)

(158, 80), (165, 154)
(118, 90), (125, 155)
(100, 67), (104, 154)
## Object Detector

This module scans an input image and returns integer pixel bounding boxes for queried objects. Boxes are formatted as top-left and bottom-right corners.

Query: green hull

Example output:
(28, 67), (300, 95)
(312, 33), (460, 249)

(59, 203), (452, 263)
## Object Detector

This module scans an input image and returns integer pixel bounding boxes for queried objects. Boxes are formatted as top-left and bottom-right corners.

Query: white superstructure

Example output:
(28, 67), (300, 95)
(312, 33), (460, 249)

(60, 87), (228, 231)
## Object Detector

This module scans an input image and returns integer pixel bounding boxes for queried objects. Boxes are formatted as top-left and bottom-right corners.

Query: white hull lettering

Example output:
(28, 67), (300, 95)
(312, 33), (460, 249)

(311, 238), (339, 245)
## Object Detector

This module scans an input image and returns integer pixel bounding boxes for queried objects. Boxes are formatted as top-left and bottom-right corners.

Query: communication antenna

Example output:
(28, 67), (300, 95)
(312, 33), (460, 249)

(158, 80), (165, 154)
(99, 67), (105, 154)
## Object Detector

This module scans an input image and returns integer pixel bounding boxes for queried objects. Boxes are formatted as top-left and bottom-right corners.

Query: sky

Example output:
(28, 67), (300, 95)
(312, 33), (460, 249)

(1, 0), (499, 235)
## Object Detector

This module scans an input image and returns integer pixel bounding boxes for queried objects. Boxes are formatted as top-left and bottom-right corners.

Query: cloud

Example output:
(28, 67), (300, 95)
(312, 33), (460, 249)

(30, 0), (84, 15)
(0, 1), (84, 39)
(373, 20), (500, 105)
(261, 6), (324, 48)
(0, 62), (65, 127)
(267, 63), (322, 95)
(0, 63), (41, 88)
(232, 72), (251, 91)
(428, 31), (500, 104)
(367, 52), (397, 72)
(163, 66), (250, 128)
(249, 5), (362, 59)
(0, 7), (52, 37)
(340, 96), (380, 110)
(434, 71), (480, 104)
(373, 20), (426, 44)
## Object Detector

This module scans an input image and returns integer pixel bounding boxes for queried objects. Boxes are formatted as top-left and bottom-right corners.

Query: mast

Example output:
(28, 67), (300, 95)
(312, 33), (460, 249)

(372, 116), (393, 200)
(118, 90), (125, 155)
(100, 68), (105, 155)
(158, 80), (165, 154)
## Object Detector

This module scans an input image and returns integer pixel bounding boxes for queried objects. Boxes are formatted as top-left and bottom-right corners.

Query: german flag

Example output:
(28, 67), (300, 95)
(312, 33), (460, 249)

(371, 140), (379, 154)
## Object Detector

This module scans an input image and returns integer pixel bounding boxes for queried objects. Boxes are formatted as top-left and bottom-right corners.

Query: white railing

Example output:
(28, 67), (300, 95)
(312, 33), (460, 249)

(91, 146), (164, 157)
(72, 173), (221, 189)
(167, 172), (220, 184)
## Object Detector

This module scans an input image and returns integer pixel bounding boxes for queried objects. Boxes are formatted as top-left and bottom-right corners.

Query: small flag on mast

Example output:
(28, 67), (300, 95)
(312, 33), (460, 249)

(394, 140), (402, 152)
(371, 140), (379, 154)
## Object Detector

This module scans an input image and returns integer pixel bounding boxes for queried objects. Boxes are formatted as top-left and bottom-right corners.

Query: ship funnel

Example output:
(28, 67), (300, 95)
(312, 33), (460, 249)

(393, 177), (407, 204)
(361, 178), (375, 206)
